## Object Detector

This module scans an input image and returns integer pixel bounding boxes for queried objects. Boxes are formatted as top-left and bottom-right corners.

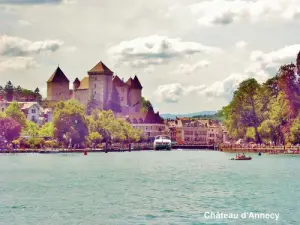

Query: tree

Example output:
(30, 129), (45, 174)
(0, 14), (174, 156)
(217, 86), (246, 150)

(141, 97), (153, 112)
(0, 117), (21, 142)
(0, 85), (4, 100)
(268, 92), (290, 144)
(34, 87), (42, 102)
(15, 85), (23, 100)
(290, 115), (300, 144)
(39, 122), (54, 137)
(4, 101), (27, 127)
(53, 100), (88, 144)
(223, 78), (263, 143)
(21, 120), (39, 137)
(4, 81), (14, 101)
(86, 132), (103, 146)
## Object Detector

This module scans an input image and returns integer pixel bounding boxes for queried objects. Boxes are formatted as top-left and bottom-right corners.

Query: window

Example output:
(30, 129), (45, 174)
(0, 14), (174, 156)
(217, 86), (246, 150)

(31, 109), (36, 113)
(31, 116), (35, 122)
(94, 84), (96, 88)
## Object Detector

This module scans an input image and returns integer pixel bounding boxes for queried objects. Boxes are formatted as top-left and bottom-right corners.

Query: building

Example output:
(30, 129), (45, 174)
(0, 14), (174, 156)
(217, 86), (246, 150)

(47, 61), (143, 114)
(181, 119), (208, 144)
(121, 107), (166, 141)
(166, 118), (226, 145)
(0, 100), (43, 123)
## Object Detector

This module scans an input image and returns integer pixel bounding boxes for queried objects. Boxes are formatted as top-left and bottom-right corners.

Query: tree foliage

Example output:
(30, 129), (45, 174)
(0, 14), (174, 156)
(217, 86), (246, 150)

(53, 100), (88, 144)
(222, 53), (300, 144)
(0, 117), (21, 142)
(4, 101), (27, 128)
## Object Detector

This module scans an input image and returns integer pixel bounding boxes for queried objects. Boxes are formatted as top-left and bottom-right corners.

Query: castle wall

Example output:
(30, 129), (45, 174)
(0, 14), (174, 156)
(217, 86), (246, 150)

(115, 85), (129, 107)
(47, 82), (70, 101)
(73, 89), (89, 106)
(129, 89), (142, 112)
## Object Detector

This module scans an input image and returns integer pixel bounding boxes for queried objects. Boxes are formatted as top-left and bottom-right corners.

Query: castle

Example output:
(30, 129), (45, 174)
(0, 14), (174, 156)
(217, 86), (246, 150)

(47, 61), (143, 114)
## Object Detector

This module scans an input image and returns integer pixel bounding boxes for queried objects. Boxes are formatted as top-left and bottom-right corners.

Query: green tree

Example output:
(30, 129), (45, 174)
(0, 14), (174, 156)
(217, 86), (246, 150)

(4, 81), (14, 101)
(86, 132), (103, 145)
(4, 101), (27, 127)
(39, 122), (54, 137)
(141, 97), (153, 112)
(268, 92), (290, 144)
(34, 87), (42, 103)
(223, 79), (263, 143)
(21, 120), (39, 137)
(290, 115), (300, 144)
(53, 100), (88, 144)
(0, 117), (21, 142)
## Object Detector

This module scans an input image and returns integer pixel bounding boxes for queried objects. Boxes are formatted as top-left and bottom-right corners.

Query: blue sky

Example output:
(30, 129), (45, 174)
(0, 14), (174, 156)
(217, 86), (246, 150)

(0, 0), (300, 113)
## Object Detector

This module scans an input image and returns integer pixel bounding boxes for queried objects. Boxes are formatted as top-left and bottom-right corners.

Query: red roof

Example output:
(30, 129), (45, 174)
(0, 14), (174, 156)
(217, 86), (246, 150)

(47, 66), (69, 83)
(88, 61), (113, 75)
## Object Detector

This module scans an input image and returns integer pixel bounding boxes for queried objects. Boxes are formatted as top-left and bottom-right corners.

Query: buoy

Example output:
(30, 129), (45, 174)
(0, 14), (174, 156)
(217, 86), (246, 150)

(258, 152), (262, 156)
(84, 151), (87, 155)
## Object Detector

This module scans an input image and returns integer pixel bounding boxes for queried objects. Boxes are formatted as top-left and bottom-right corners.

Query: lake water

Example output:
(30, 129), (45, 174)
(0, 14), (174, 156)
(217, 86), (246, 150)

(0, 151), (299, 225)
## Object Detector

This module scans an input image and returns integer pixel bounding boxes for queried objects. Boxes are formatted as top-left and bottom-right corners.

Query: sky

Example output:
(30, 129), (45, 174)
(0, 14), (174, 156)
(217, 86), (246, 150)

(0, 0), (300, 114)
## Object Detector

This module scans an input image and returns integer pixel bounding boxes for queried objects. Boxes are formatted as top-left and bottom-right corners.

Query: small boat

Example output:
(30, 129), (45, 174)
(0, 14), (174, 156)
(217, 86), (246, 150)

(231, 154), (252, 160)
(234, 156), (252, 160)
(154, 135), (172, 150)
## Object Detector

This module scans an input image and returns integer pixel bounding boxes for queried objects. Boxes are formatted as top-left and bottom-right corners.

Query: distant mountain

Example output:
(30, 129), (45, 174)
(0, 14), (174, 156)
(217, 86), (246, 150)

(160, 111), (216, 119)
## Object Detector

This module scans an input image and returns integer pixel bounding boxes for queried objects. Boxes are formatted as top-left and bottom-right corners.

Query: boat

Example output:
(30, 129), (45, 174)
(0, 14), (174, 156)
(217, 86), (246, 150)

(231, 154), (252, 160)
(153, 135), (172, 150)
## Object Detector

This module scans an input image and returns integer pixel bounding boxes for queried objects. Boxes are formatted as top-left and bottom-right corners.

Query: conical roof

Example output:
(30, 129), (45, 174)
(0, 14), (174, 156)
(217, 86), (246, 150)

(73, 78), (80, 84)
(113, 75), (126, 87)
(126, 75), (143, 89)
(47, 66), (69, 83)
(133, 75), (143, 89)
(88, 61), (113, 75)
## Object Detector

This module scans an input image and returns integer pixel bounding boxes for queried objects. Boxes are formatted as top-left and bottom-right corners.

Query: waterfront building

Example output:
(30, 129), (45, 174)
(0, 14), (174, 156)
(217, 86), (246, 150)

(120, 107), (166, 141)
(166, 118), (226, 145)
(47, 61), (143, 114)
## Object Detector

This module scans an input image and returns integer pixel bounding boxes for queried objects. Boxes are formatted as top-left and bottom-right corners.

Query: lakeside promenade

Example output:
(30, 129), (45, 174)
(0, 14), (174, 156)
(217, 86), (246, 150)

(220, 144), (300, 154)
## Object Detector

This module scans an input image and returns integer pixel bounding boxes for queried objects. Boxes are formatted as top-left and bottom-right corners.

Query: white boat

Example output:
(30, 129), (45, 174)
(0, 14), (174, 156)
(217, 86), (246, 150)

(153, 135), (172, 150)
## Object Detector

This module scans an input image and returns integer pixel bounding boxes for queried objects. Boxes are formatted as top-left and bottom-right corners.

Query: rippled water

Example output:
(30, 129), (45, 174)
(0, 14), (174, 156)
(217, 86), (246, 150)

(0, 151), (299, 225)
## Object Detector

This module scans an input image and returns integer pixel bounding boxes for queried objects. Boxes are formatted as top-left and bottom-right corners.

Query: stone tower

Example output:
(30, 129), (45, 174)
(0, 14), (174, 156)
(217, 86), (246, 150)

(127, 75), (143, 112)
(87, 61), (113, 110)
(47, 66), (70, 101)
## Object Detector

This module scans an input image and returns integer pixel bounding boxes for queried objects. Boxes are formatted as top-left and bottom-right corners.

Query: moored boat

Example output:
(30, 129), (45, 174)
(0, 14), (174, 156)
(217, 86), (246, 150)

(231, 154), (252, 160)
(153, 135), (172, 150)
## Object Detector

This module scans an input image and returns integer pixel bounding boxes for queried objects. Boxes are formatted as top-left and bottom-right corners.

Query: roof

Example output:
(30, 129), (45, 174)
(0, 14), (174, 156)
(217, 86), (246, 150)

(113, 75), (127, 87)
(133, 75), (143, 89)
(126, 76), (143, 89)
(77, 77), (89, 90)
(88, 61), (113, 75)
(124, 107), (164, 124)
(47, 66), (70, 83)
(73, 78), (80, 84)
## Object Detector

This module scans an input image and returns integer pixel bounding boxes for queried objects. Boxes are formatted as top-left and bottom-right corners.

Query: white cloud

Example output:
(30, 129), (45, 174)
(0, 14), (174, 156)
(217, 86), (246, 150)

(155, 83), (206, 103)
(0, 0), (74, 4)
(189, 0), (300, 26)
(18, 20), (31, 26)
(199, 73), (248, 100)
(175, 60), (210, 74)
(235, 41), (248, 49)
(250, 44), (300, 68)
(108, 35), (221, 68)
(0, 57), (38, 71)
(0, 35), (63, 57)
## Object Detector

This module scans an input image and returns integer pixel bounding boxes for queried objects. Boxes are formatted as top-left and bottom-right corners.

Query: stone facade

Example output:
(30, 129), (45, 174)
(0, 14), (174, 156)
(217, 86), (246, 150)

(166, 118), (226, 145)
(47, 61), (143, 113)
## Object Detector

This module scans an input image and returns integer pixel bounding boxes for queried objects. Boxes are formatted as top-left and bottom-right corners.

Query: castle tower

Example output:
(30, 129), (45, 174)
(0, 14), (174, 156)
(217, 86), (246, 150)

(87, 61), (113, 110)
(73, 78), (80, 90)
(126, 75), (143, 112)
(47, 66), (70, 101)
